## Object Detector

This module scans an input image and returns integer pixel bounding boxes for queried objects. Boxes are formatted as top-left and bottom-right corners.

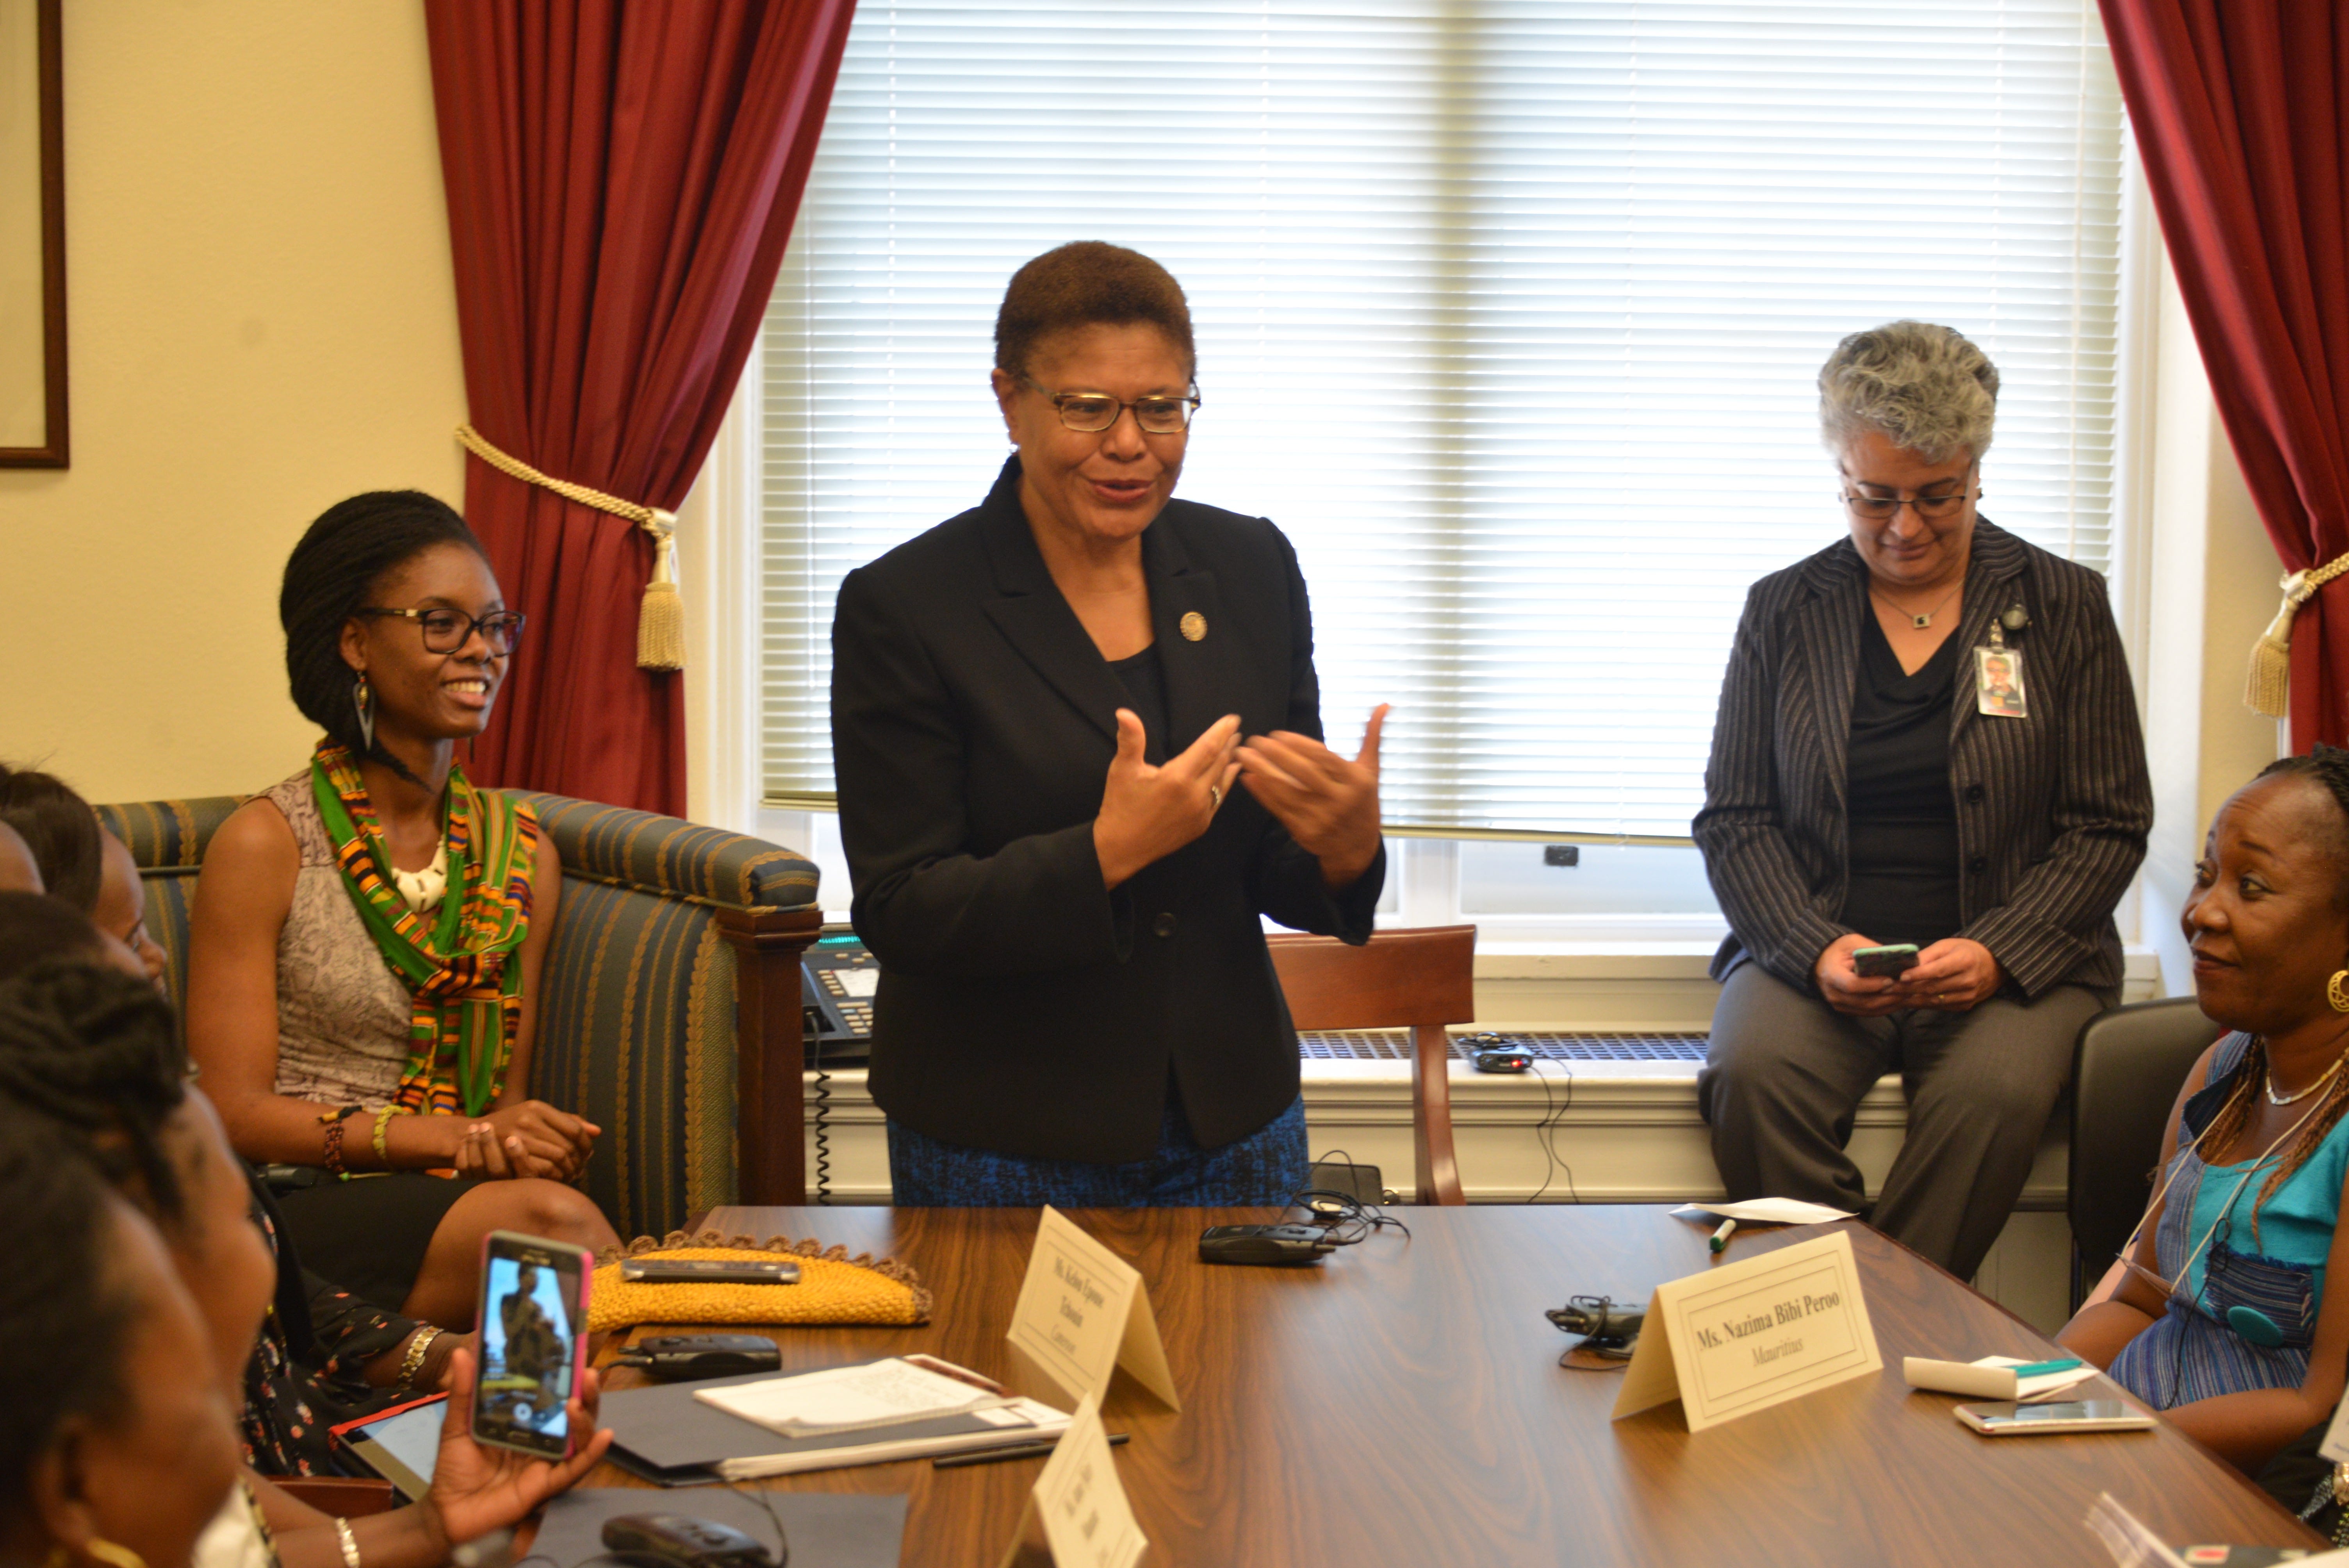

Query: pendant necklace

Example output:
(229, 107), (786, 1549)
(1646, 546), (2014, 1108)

(1873, 582), (1962, 631)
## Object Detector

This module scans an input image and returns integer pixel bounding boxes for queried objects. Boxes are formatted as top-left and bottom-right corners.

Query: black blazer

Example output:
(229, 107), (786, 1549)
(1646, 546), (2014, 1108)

(1693, 519), (2151, 1000)
(831, 457), (1384, 1163)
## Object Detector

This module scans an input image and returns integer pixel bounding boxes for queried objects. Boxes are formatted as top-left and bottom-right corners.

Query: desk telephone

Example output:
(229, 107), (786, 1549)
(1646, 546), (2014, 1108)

(802, 928), (877, 1065)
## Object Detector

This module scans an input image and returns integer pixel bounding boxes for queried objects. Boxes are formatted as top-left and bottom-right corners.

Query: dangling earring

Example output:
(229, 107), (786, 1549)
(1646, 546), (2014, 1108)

(83, 1541), (149, 1568)
(2329, 970), (2349, 1014)
(353, 672), (375, 752)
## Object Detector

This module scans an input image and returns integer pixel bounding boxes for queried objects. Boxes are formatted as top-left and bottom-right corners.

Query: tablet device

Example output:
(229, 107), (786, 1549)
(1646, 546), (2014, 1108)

(332, 1393), (446, 1500)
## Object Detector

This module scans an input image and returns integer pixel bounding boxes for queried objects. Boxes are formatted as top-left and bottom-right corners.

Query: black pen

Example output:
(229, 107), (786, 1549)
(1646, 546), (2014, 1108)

(933, 1433), (1129, 1469)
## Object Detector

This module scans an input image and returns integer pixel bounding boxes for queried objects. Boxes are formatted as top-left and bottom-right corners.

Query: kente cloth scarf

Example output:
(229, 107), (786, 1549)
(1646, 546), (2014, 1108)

(310, 741), (536, 1117)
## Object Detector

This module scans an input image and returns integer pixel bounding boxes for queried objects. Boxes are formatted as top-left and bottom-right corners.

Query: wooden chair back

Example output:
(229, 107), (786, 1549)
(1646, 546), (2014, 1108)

(1266, 924), (1477, 1204)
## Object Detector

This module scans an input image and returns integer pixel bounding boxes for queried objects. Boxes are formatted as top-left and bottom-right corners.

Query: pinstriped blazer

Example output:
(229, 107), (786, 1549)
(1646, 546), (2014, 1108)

(1693, 519), (2151, 1000)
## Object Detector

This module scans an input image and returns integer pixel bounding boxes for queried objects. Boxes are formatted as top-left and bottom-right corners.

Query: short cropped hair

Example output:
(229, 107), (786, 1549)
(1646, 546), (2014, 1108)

(1818, 321), (2000, 467)
(994, 242), (1196, 382)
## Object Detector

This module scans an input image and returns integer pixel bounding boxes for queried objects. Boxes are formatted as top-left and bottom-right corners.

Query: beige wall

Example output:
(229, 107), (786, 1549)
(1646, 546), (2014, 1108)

(2140, 255), (2287, 994)
(0, 0), (464, 805)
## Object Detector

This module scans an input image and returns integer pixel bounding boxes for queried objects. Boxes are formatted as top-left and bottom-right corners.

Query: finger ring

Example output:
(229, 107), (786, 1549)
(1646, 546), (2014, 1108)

(1209, 784), (1223, 809)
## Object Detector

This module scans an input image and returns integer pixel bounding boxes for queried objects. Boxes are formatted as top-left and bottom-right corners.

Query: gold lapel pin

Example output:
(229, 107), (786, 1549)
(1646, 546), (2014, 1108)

(1180, 611), (1208, 642)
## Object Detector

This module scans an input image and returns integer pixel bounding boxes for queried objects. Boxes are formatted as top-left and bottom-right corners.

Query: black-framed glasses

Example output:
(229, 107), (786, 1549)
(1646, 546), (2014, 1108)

(1023, 377), (1201, 434)
(360, 606), (526, 656)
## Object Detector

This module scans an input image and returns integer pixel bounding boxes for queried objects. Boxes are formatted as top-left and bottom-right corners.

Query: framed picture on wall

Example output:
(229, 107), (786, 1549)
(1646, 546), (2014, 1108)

(0, 0), (64, 467)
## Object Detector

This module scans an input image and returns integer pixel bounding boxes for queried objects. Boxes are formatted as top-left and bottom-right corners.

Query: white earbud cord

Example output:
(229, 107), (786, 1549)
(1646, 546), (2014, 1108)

(2117, 1066), (2339, 1306)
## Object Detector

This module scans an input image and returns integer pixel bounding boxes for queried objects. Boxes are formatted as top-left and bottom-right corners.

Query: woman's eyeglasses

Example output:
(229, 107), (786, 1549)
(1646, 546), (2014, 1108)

(1840, 465), (1978, 522)
(1840, 490), (1971, 522)
(1024, 378), (1201, 435)
(360, 606), (527, 656)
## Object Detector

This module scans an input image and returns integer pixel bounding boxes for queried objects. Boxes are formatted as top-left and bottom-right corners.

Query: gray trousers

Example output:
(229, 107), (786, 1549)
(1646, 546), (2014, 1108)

(1697, 961), (2109, 1281)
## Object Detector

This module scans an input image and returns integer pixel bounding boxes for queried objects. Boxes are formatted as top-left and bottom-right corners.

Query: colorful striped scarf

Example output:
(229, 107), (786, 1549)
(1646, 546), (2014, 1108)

(310, 741), (536, 1117)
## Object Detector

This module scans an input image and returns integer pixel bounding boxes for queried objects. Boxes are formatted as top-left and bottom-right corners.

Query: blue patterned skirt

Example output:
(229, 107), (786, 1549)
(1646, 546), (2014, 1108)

(886, 1092), (1309, 1207)
(2109, 1291), (2310, 1409)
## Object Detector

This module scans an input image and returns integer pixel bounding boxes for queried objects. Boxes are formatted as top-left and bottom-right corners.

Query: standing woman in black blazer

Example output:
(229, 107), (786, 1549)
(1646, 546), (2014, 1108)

(1694, 321), (2151, 1279)
(830, 242), (1388, 1206)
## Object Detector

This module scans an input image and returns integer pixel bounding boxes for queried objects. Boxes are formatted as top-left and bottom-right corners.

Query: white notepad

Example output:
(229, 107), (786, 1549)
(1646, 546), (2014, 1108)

(695, 1357), (1014, 1438)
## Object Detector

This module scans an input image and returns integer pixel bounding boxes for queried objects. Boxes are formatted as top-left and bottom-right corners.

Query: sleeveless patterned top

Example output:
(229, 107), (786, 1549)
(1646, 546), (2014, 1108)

(262, 772), (413, 1107)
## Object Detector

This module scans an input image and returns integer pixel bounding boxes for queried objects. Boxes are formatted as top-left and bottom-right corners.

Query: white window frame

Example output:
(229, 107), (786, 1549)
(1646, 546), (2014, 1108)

(682, 132), (2165, 987)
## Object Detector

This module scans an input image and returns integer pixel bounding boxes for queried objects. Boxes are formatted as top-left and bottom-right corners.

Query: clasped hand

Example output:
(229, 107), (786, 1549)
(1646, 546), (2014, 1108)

(451, 1099), (600, 1181)
(1814, 933), (2002, 1017)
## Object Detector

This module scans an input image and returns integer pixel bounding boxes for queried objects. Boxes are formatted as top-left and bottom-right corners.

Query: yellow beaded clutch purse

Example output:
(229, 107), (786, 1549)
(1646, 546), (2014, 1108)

(587, 1231), (933, 1333)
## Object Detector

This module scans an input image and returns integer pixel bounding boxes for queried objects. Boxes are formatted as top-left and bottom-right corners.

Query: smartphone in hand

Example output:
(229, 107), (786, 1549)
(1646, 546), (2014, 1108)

(471, 1229), (594, 1459)
(1851, 943), (1919, 979)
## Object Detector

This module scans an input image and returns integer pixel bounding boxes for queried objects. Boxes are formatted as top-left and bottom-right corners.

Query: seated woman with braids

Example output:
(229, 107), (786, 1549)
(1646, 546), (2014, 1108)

(2058, 748), (2349, 1475)
(189, 492), (617, 1328)
(0, 958), (612, 1567)
(0, 891), (470, 1477)
(0, 1099), (240, 1568)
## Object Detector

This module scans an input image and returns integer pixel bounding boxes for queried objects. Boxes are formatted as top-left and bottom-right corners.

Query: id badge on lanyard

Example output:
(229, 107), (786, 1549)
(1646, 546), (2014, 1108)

(1975, 607), (2029, 720)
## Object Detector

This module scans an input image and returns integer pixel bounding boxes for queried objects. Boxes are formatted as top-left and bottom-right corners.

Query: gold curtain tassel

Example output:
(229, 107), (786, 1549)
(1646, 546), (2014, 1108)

(456, 424), (687, 673)
(2243, 560), (2349, 720)
(637, 511), (685, 673)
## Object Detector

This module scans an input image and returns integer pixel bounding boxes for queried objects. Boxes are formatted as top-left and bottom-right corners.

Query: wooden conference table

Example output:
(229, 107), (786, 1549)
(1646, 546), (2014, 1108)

(586, 1205), (2322, 1566)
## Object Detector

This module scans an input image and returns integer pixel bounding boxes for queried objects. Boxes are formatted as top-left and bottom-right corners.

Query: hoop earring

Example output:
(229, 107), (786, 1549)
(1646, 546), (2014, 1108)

(353, 672), (375, 752)
(2329, 969), (2349, 1014)
(84, 1542), (148, 1568)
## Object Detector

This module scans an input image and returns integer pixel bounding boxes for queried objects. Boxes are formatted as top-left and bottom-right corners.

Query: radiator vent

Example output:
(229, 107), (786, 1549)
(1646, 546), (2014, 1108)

(1297, 1031), (1709, 1063)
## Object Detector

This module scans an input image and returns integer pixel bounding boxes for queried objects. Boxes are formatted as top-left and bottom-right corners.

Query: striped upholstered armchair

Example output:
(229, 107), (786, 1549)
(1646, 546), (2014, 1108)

(96, 792), (823, 1239)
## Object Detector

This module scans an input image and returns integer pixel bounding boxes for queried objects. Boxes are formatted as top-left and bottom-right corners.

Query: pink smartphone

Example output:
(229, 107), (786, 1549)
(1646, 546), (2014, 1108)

(471, 1229), (594, 1459)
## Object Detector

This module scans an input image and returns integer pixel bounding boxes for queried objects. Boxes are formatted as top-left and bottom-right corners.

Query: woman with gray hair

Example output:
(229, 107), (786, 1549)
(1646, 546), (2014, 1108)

(1693, 321), (2151, 1279)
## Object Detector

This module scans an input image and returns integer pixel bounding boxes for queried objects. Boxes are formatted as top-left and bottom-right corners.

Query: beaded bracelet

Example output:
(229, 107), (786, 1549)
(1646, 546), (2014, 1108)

(318, 1104), (362, 1180)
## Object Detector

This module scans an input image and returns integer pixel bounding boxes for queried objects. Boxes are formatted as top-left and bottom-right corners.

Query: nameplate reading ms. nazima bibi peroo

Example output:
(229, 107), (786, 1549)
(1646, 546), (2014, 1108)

(1611, 1229), (1882, 1433)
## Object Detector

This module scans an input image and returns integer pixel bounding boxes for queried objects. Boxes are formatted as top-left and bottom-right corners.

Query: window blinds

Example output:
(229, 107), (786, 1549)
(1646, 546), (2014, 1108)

(761, 0), (2124, 838)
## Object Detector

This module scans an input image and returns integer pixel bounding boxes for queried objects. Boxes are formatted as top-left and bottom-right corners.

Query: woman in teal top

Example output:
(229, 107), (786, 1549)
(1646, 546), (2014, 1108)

(2106, 1031), (2349, 1406)
(2060, 750), (2349, 1476)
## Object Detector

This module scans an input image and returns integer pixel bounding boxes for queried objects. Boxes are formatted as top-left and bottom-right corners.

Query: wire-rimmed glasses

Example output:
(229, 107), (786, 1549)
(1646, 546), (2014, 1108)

(360, 606), (527, 656)
(1840, 465), (1978, 522)
(1023, 377), (1201, 434)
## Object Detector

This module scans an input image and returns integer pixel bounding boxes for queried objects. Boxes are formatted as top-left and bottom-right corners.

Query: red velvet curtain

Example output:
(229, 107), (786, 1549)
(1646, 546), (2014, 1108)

(424, 0), (856, 814)
(2098, 0), (2349, 749)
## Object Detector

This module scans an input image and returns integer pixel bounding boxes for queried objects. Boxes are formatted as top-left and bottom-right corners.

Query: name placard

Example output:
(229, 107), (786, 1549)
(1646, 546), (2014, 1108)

(999, 1391), (1147, 1568)
(1007, 1206), (1180, 1411)
(1612, 1229), (1881, 1432)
